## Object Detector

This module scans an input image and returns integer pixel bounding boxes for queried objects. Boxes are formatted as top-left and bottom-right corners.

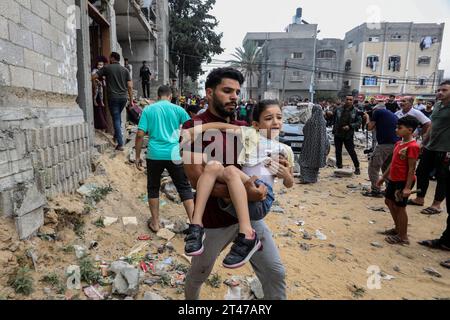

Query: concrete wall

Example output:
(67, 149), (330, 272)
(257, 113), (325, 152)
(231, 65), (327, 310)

(0, 0), (91, 239)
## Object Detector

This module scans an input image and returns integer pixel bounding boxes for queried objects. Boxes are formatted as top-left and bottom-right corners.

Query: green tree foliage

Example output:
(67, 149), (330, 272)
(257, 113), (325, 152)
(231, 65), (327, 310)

(169, 0), (224, 81)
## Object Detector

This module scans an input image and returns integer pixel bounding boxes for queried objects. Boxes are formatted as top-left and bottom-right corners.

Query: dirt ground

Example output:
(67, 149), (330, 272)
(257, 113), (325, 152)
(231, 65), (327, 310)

(1, 141), (449, 300)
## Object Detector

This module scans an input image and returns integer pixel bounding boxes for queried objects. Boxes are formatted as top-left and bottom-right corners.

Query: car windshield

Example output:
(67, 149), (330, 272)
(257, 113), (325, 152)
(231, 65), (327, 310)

(282, 105), (311, 125)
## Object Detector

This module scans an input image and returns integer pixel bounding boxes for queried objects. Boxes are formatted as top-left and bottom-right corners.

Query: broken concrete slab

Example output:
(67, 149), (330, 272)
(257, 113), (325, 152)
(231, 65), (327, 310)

(15, 184), (46, 217)
(103, 217), (119, 226)
(76, 184), (98, 197)
(122, 217), (138, 226)
(15, 207), (44, 240)
(111, 261), (140, 296)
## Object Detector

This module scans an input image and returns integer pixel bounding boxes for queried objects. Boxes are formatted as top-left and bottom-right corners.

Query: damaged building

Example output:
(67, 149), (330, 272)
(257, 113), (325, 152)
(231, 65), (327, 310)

(0, 0), (170, 239)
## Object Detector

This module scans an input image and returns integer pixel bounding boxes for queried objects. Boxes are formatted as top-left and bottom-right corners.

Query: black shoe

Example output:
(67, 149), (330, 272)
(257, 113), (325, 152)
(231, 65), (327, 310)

(222, 232), (262, 269)
(184, 224), (205, 256)
(354, 168), (361, 175)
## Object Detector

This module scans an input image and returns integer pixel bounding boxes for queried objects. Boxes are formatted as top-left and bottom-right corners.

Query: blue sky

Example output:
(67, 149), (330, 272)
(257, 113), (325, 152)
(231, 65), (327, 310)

(203, 0), (449, 78)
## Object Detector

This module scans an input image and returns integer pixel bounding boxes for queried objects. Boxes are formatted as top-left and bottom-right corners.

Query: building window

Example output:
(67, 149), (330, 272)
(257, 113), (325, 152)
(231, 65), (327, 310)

(363, 76), (378, 86)
(368, 36), (380, 42)
(343, 80), (351, 88)
(388, 78), (398, 85)
(418, 56), (431, 65)
(417, 78), (427, 86)
(420, 36), (437, 50)
(388, 56), (401, 72)
(348, 41), (354, 48)
(391, 34), (402, 40)
(291, 52), (303, 59)
(291, 71), (303, 82)
(366, 55), (379, 72)
(318, 72), (335, 80)
(345, 60), (352, 72)
(317, 50), (336, 59)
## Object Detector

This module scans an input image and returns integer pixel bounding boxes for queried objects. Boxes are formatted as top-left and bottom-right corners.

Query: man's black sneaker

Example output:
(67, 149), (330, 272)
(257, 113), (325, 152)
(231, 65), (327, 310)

(184, 224), (206, 256)
(222, 233), (262, 269)
(354, 168), (361, 175)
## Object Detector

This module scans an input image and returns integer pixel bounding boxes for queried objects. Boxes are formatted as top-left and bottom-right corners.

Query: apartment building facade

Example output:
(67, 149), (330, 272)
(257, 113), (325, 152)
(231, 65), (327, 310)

(343, 22), (445, 97)
(243, 24), (345, 102)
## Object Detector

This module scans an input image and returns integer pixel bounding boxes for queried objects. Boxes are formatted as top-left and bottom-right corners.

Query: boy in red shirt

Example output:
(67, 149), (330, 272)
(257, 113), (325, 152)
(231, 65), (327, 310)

(377, 115), (420, 245)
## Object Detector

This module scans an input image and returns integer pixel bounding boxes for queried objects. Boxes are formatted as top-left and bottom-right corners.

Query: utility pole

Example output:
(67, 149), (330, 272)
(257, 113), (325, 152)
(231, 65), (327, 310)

(310, 27), (319, 103)
(281, 59), (287, 104)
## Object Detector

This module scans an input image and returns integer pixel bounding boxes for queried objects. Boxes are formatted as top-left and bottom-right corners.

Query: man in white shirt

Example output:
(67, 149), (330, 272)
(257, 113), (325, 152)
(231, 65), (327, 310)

(396, 97), (431, 136)
(414, 98), (426, 111)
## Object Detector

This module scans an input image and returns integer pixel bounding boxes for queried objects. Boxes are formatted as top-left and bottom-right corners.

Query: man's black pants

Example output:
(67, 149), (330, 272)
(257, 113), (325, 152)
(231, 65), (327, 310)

(142, 81), (150, 98)
(440, 156), (450, 246)
(416, 148), (447, 202)
(335, 135), (360, 169)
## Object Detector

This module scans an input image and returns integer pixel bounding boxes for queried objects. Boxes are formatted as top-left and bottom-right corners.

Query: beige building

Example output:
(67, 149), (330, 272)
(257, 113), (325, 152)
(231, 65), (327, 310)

(343, 22), (445, 97)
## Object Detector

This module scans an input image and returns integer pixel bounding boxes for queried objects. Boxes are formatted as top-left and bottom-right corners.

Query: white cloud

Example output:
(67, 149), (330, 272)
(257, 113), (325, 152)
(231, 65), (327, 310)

(205, 0), (449, 78)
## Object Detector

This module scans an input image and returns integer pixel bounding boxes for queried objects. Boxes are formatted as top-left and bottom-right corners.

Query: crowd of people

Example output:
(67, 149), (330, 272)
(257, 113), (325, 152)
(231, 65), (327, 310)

(91, 54), (450, 299)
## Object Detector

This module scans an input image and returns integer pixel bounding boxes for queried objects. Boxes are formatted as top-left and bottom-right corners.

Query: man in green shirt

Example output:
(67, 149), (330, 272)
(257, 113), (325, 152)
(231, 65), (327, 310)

(417, 81), (450, 257)
(135, 85), (194, 232)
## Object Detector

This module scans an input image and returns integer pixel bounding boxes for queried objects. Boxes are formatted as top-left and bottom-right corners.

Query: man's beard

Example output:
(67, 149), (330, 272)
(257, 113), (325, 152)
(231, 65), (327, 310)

(212, 93), (236, 118)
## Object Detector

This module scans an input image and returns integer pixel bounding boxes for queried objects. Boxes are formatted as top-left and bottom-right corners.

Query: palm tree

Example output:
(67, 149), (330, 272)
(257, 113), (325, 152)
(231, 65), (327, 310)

(229, 43), (262, 99)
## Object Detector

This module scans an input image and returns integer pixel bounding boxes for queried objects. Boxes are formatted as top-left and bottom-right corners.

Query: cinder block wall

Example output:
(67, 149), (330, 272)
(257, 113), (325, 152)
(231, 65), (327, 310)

(0, 0), (92, 239)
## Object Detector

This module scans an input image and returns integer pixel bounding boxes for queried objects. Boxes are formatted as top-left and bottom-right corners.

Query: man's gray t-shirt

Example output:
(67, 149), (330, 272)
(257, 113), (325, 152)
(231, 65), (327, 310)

(426, 101), (450, 152)
(97, 63), (131, 99)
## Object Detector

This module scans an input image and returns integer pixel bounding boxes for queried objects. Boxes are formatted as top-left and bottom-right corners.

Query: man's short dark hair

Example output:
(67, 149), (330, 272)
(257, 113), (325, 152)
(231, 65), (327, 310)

(158, 85), (172, 97)
(143, 61), (147, 64)
(124, 58), (129, 62)
(398, 115), (419, 132)
(389, 94), (395, 98)
(205, 67), (244, 90)
(110, 52), (121, 62)
(440, 80), (450, 86)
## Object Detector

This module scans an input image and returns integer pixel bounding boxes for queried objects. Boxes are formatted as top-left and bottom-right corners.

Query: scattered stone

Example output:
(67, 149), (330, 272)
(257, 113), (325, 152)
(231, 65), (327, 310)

(303, 231), (313, 240)
(168, 219), (189, 234)
(345, 248), (352, 255)
(156, 228), (175, 241)
(271, 206), (285, 214)
(76, 184), (98, 197)
(315, 230), (327, 241)
(26, 249), (39, 270)
(300, 243), (310, 251)
(368, 206), (387, 212)
(73, 245), (87, 259)
(248, 277), (264, 300)
(103, 217), (119, 226)
(342, 216), (351, 221)
(110, 261), (140, 296)
(296, 220), (305, 227)
(393, 265), (401, 273)
(143, 292), (166, 300)
(122, 217), (138, 226)
(334, 169), (354, 178)
(327, 157), (337, 167)
(371, 242), (383, 248)
(424, 267), (442, 278)
(66, 265), (81, 290)
(165, 242), (174, 251)
(369, 220), (376, 225)
(43, 287), (51, 295)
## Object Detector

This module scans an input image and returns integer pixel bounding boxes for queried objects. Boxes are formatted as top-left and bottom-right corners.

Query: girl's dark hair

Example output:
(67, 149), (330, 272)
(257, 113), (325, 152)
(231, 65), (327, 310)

(252, 100), (281, 122)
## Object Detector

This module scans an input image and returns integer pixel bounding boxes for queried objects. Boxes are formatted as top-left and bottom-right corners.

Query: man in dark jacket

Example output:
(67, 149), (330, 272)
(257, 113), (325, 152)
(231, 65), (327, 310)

(332, 96), (362, 175)
(140, 61), (152, 98)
